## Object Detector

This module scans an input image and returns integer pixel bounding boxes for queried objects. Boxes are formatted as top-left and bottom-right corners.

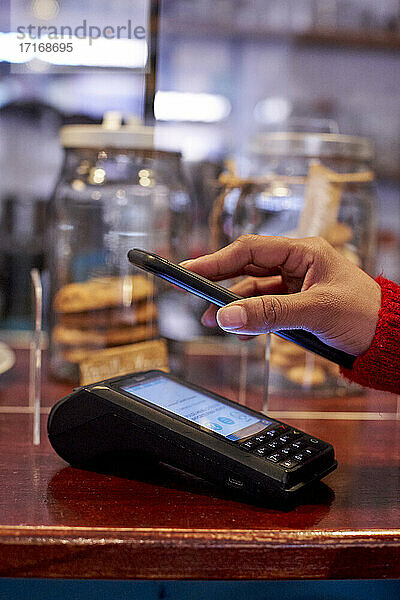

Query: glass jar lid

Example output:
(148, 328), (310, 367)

(250, 132), (374, 162)
(60, 112), (155, 149)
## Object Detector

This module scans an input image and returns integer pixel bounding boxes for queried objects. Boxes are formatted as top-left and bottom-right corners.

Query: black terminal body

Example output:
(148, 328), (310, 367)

(48, 370), (337, 503)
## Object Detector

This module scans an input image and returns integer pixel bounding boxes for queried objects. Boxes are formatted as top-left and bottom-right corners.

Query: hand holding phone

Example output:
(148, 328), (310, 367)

(127, 248), (356, 368)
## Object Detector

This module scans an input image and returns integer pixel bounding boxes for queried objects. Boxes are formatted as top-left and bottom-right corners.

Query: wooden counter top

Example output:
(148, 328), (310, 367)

(0, 349), (399, 580)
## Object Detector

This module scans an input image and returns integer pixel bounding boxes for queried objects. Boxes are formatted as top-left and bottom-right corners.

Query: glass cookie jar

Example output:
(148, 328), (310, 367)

(212, 132), (377, 397)
(48, 117), (191, 382)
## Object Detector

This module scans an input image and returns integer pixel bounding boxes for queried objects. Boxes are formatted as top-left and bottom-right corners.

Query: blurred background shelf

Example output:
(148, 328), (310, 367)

(160, 19), (400, 52)
(0, 0), (399, 329)
(296, 29), (400, 51)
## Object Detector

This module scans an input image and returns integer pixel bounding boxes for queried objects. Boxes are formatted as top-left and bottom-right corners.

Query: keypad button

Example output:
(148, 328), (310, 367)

(281, 446), (292, 456)
(240, 439), (259, 451)
(280, 458), (299, 469)
(303, 447), (317, 457)
(290, 439), (306, 450)
(276, 424), (289, 432)
(266, 440), (280, 449)
(294, 453), (306, 462)
(254, 433), (268, 444)
(265, 429), (279, 438)
(309, 438), (321, 445)
(279, 434), (291, 444)
(253, 445), (269, 457)
(267, 452), (283, 463)
(291, 429), (302, 436)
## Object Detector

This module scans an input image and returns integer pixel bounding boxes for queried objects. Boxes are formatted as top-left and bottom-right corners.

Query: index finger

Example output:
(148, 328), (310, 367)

(180, 235), (293, 281)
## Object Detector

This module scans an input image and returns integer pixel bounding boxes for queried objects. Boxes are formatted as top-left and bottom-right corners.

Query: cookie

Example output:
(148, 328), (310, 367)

(58, 302), (158, 329)
(324, 222), (353, 247)
(53, 323), (158, 348)
(287, 365), (326, 386)
(79, 339), (169, 385)
(271, 336), (306, 358)
(62, 347), (98, 364)
(54, 275), (154, 313)
(270, 351), (304, 369)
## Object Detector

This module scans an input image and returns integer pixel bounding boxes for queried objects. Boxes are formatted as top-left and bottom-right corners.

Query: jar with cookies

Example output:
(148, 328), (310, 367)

(212, 131), (377, 397)
(48, 114), (191, 382)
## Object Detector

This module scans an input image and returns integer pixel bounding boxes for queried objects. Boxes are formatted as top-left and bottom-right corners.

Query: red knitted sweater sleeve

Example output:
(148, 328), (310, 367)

(340, 275), (400, 394)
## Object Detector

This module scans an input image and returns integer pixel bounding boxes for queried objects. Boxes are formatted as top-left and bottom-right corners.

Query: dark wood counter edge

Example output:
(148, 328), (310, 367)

(1, 527), (400, 580)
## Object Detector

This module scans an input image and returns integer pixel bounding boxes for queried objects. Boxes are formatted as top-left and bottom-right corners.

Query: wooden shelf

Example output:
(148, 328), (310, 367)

(160, 18), (400, 52)
(296, 29), (400, 51)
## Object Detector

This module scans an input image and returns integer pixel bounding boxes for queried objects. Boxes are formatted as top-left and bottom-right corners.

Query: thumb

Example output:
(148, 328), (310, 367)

(216, 293), (316, 335)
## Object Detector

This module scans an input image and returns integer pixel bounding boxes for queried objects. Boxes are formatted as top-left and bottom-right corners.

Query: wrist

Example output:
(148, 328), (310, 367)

(340, 276), (400, 393)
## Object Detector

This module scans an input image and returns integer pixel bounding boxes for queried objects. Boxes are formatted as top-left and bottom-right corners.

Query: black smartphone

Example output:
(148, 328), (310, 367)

(128, 248), (356, 369)
(48, 370), (337, 502)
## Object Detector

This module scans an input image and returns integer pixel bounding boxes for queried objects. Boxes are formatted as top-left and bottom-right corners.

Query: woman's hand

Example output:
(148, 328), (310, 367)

(181, 235), (381, 357)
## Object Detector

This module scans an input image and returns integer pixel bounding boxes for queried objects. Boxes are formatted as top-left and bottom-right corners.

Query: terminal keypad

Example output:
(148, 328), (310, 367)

(240, 424), (326, 470)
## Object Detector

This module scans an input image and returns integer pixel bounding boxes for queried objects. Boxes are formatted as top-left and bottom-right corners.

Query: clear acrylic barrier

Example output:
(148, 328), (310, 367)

(0, 269), (44, 444)
(30, 269), (43, 445)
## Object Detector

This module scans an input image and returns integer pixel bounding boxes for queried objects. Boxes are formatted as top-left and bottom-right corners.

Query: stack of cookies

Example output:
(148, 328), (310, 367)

(52, 274), (158, 364)
(269, 220), (358, 389)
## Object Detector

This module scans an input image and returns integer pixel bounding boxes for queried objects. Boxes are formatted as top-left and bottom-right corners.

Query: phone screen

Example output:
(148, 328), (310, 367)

(120, 375), (272, 441)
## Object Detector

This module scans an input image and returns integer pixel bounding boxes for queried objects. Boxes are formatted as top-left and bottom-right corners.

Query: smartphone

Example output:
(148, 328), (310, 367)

(127, 248), (356, 369)
(48, 370), (337, 502)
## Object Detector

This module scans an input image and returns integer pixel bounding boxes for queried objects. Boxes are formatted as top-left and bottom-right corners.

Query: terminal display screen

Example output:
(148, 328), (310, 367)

(121, 375), (272, 441)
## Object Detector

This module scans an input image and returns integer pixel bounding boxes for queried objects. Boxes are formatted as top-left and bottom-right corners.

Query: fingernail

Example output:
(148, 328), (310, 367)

(217, 305), (247, 330)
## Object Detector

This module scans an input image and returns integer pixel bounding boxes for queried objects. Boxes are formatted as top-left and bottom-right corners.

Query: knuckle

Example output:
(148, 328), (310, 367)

(233, 234), (262, 266)
(305, 236), (333, 255)
(296, 236), (336, 271)
(259, 295), (286, 330)
(235, 234), (259, 247)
